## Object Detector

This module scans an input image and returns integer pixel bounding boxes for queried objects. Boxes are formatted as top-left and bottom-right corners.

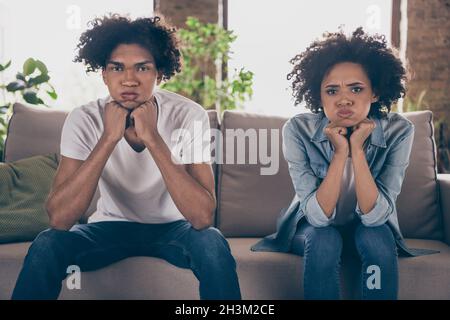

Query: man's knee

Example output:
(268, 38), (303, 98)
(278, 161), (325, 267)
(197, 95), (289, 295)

(27, 228), (72, 261)
(188, 227), (234, 263)
(190, 227), (227, 249)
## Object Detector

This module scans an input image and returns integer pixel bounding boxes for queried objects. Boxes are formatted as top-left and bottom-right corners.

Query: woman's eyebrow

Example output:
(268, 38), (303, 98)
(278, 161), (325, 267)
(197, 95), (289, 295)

(324, 81), (366, 88)
(105, 60), (154, 66)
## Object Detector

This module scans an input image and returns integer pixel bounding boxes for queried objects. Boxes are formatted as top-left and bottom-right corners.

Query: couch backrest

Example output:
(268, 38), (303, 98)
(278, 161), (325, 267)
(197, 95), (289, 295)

(4, 103), (443, 240)
(5, 102), (219, 221)
(216, 110), (443, 240)
(397, 111), (442, 239)
(5, 103), (67, 163)
(216, 111), (294, 236)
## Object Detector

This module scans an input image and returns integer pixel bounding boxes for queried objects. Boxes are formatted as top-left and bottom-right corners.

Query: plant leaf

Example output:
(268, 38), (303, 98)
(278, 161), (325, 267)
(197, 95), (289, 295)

(22, 89), (40, 104)
(28, 73), (50, 86)
(0, 60), (12, 71)
(6, 80), (26, 92)
(23, 58), (36, 76)
(35, 60), (48, 74)
(46, 90), (58, 100)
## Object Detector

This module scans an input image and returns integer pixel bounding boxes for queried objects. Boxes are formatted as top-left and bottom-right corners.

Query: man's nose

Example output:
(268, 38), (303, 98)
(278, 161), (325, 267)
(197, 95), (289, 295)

(122, 70), (139, 86)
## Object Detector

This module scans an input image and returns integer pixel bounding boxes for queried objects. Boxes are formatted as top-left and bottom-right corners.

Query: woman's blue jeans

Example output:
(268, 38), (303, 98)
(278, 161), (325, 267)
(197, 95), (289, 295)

(291, 220), (398, 300)
(11, 220), (241, 300)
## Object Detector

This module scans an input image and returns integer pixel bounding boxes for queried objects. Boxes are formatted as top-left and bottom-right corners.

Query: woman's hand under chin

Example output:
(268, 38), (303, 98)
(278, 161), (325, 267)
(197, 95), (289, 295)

(324, 123), (350, 157)
(349, 118), (376, 152)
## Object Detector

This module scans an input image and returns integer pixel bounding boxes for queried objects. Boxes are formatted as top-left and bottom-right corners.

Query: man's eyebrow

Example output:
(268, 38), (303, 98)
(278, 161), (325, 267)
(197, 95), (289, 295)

(106, 61), (124, 66)
(135, 60), (155, 66)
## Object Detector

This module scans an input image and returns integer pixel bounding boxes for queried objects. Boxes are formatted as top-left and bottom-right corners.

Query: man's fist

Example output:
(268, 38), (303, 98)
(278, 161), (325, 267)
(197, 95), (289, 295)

(102, 101), (129, 143)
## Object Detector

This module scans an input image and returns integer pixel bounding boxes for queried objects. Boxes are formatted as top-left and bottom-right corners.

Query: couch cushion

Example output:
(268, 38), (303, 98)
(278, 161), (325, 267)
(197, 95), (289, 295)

(0, 153), (58, 244)
(397, 111), (442, 239)
(217, 110), (442, 240)
(2, 238), (447, 299)
(398, 239), (450, 299)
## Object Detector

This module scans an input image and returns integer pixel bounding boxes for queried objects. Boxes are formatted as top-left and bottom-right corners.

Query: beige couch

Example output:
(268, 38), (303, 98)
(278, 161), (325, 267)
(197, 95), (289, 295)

(1, 102), (450, 299)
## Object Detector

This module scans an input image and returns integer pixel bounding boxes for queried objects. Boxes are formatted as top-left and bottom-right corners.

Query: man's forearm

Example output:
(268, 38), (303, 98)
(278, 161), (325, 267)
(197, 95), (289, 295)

(143, 134), (215, 229)
(352, 148), (378, 214)
(47, 136), (117, 229)
(316, 151), (347, 217)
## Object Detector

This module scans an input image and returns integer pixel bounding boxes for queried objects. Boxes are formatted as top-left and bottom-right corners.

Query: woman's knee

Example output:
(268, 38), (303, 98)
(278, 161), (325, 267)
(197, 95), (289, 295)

(354, 223), (397, 262)
(303, 225), (343, 261)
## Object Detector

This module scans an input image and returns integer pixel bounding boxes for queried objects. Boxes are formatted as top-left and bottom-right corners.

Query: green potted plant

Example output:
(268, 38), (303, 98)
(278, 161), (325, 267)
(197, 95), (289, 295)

(0, 58), (57, 161)
(161, 17), (254, 113)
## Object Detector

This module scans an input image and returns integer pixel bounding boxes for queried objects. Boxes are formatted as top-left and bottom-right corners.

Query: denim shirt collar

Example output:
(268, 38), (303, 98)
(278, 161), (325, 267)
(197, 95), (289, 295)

(311, 112), (387, 148)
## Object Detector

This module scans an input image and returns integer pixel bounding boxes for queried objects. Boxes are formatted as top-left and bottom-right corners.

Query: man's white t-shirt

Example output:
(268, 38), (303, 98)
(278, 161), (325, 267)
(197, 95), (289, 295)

(60, 88), (211, 224)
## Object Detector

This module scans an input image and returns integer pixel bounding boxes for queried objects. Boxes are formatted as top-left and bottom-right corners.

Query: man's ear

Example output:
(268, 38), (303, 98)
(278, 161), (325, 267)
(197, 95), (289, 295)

(156, 72), (163, 85)
(102, 69), (107, 84)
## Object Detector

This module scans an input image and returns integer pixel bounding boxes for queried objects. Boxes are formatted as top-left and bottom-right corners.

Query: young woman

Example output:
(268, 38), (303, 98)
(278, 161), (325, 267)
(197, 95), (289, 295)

(253, 27), (435, 300)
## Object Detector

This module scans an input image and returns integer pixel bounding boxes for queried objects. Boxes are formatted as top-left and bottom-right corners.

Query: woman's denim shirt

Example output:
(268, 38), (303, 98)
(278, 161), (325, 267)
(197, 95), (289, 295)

(252, 111), (436, 257)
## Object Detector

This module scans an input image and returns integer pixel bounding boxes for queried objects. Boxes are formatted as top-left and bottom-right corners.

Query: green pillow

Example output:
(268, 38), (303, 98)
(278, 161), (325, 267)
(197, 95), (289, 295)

(0, 153), (59, 243)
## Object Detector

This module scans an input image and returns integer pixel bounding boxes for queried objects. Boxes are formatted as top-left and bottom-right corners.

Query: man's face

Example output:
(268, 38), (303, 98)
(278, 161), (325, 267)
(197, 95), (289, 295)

(102, 43), (161, 110)
(320, 62), (378, 127)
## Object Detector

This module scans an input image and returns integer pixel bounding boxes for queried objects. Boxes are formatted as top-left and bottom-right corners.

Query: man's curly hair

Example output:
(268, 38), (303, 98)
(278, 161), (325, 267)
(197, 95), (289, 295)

(74, 14), (182, 81)
(287, 27), (407, 118)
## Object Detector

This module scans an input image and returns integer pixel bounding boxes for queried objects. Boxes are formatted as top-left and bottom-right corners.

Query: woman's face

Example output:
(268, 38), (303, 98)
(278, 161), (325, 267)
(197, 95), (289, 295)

(320, 62), (378, 127)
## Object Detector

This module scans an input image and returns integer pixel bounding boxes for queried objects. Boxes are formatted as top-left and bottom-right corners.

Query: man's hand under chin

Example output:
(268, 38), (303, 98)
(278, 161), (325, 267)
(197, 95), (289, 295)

(128, 98), (159, 144)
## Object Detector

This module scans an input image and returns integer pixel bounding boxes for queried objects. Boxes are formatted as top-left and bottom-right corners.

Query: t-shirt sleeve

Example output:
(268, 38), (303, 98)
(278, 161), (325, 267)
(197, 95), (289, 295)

(60, 108), (96, 161)
(178, 109), (212, 164)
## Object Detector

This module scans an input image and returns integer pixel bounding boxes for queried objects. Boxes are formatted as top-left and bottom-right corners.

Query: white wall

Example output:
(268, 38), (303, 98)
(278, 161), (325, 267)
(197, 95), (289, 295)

(0, 0), (154, 110)
(228, 0), (392, 117)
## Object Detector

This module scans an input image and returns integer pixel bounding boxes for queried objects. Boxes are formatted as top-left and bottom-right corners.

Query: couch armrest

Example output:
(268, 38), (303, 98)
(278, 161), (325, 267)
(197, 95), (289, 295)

(438, 174), (450, 245)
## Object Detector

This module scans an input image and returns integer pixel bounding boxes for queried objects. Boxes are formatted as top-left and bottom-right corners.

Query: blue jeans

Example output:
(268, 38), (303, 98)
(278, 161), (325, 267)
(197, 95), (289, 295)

(291, 220), (398, 300)
(11, 220), (241, 300)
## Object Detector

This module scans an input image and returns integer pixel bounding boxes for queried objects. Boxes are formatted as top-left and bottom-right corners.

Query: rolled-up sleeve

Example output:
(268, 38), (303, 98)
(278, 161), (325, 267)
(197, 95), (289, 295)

(356, 192), (390, 226)
(305, 191), (336, 227)
(282, 120), (334, 228)
(356, 124), (415, 227)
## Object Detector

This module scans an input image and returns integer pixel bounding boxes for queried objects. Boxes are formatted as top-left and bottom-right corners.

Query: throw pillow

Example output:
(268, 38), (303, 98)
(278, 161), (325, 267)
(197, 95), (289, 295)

(0, 153), (59, 243)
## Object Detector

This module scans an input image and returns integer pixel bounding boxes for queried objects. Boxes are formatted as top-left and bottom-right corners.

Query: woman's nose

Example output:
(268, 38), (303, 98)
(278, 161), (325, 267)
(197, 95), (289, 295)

(337, 96), (353, 106)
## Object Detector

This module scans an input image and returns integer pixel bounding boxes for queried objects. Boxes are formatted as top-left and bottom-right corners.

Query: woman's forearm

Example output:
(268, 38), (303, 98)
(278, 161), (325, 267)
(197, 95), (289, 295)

(351, 148), (378, 214)
(316, 151), (348, 217)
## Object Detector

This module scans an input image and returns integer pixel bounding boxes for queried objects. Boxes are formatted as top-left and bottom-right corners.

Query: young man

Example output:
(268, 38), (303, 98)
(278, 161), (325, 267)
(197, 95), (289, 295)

(12, 14), (241, 300)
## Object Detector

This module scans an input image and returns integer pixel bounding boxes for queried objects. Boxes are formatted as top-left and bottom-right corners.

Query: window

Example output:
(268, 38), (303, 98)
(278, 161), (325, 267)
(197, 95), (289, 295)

(228, 0), (392, 116)
(0, 0), (154, 110)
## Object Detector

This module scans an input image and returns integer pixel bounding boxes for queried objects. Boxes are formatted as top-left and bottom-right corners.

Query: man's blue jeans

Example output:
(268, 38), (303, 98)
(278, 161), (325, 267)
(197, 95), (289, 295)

(291, 220), (398, 300)
(11, 220), (241, 300)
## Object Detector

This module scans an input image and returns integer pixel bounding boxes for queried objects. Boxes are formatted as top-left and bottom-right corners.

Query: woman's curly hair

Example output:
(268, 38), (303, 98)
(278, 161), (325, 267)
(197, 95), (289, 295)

(287, 27), (408, 118)
(74, 14), (182, 81)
